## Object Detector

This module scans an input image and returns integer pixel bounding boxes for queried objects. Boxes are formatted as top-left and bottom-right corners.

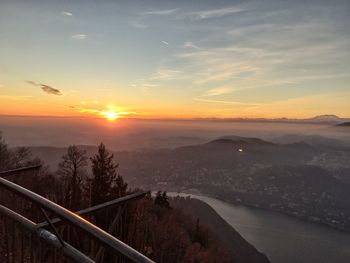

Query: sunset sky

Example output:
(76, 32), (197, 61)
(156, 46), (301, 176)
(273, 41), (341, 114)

(0, 0), (349, 119)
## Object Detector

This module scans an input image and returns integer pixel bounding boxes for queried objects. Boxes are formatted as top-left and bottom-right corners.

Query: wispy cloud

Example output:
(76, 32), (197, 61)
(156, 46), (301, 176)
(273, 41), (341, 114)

(175, 47), (259, 84)
(130, 82), (160, 93)
(26, 81), (63, 96)
(143, 83), (160, 87)
(130, 21), (149, 29)
(161, 40), (169, 45)
(194, 97), (260, 106)
(71, 34), (87, 40)
(151, 68), (182, 80)
(202, 86), (236, 97)
(142, 9), (178, 16)
(61, 11), (73, 16)
(74, 104), (137, 118)
(183, 41), (202, 50)
(161, 17), (350, 99)
(189, 6), (244, 20)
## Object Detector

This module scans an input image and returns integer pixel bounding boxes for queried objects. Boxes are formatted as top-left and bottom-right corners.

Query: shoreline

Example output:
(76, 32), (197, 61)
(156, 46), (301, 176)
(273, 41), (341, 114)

(166, 189), (350, 234)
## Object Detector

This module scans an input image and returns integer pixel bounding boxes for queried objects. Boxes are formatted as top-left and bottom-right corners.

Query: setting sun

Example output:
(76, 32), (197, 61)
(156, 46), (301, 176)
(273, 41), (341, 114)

(101, 111), (119, 121)
(77, 104), (133, 121)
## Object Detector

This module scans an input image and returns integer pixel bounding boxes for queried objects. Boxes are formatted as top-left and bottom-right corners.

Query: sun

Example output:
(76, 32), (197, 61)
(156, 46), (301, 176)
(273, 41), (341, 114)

(102, 111), (119, 121)
(85, 104), (134, 121)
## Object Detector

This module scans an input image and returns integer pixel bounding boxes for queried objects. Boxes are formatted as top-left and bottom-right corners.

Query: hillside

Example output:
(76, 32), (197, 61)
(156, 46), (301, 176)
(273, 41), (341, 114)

(1, 137), (237, 263)
(272, 134), (350, 150)
(170, 196), (270, 263)
(336, 122), (350, 127)
(5, 138), (272, 262)
(25, 135), (350, 231)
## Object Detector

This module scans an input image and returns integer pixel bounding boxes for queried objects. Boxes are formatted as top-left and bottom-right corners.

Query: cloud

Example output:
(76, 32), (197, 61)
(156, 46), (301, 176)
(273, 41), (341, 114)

(71, 34), (87, 39)
(61, 11), (73, 16)
(189, 6), (244, 20)
(130, 22), (149, 29)
(143, 83), (160, 87)
(74, 104), (137, 118)
(151, 68), (182, 80)
(26, 81), (63, 96)
(175, 47), (259, 84)
(142, 9), (178, 16)
(41, 85), (62, 95)
(202, 86), (236, 97)
(193, 97), (260, 106)
(161, 40), (169, 45)
(183, 41), (201, 50)
(166, 15), (350, 91)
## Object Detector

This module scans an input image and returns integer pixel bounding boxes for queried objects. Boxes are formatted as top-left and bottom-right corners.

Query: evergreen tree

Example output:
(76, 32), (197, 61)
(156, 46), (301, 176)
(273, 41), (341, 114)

(155, 191), (171, 209)
(90, 143), (119, 206)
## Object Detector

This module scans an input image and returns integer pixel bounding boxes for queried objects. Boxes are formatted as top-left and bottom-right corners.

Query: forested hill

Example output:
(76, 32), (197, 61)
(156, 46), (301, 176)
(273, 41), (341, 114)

(171, 196), (270, 263)
(0, 134), (270, 262)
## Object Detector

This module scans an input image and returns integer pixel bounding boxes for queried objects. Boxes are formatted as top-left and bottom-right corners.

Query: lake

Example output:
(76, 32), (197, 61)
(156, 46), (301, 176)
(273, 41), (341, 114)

(168, 192), (350, 263)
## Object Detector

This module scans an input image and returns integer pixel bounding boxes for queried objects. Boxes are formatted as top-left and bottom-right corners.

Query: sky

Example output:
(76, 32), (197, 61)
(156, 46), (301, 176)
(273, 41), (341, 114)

(0, 0), (349, 119)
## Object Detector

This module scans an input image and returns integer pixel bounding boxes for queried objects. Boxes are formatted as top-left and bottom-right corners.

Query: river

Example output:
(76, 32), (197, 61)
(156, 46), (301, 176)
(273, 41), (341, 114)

(168, 192), (350, 263)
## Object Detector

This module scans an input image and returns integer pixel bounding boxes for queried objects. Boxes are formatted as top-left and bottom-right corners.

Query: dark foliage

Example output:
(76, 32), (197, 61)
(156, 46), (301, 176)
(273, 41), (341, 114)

(0, 135), (233, 262)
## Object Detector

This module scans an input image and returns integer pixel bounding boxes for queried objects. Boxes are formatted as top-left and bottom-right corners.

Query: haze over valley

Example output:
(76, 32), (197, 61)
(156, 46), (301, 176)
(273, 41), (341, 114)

(1, 0), (350, 262)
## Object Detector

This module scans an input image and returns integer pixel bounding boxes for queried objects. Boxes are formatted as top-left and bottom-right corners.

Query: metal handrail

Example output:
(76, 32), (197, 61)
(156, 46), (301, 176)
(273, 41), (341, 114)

(37, 191), (148, 228)
(0, 176), (155, 263)
(0, 165), (41, 176)
(0, 205), (94, 263)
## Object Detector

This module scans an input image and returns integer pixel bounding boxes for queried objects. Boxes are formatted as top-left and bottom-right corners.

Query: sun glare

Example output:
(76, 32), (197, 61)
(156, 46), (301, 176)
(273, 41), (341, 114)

(78, 103), (134, 121)
(102, 111), (119, 121)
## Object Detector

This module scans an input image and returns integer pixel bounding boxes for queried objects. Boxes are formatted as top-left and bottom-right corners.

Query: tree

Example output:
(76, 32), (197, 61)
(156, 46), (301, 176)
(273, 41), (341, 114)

(112, 174), (128, 198)
(0, 133), (40, 170)
(155, 191), (171, 209)
(57, 145), (87, 210)
(12, 147), (39, 167)
(90, 143), (119, 206)
(0, 133), (11, 170)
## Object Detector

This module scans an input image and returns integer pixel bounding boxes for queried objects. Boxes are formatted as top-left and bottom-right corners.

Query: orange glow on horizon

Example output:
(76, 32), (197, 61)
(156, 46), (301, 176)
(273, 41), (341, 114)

(101, 110), (119, 121)
(73, 103), (137, 121)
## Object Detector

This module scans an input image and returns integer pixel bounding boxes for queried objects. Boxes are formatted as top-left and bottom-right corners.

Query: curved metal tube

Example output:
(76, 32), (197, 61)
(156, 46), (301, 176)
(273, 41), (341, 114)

(0, 205), (94, 263)
(0, 177), (155, 263)
(0, 165), (41, 176)
(37, 191), (148, 228)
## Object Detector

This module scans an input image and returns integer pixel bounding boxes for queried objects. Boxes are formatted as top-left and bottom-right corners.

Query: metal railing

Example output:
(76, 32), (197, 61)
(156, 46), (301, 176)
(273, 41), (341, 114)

(0, 204), (94, 263)
(0, 166), (155, 263)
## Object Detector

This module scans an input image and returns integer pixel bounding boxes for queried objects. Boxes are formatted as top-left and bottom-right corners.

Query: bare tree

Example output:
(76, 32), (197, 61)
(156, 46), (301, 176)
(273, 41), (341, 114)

(0, 133), (11, 170)
(57, 145), (88, 210)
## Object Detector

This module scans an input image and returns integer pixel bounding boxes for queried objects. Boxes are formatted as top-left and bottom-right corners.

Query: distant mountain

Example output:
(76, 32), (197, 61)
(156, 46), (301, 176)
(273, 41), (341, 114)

(336, 122), (350, 127)
(218, 136), (274, 145)
(272, 134), (350, 150)
(174, 136), (317, 168)
(196, 114), (350, 124)
(306, 114), (343, 123)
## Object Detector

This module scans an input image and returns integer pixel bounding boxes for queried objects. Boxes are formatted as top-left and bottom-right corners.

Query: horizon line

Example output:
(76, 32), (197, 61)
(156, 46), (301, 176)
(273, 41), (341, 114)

(0, 114), (349, 123)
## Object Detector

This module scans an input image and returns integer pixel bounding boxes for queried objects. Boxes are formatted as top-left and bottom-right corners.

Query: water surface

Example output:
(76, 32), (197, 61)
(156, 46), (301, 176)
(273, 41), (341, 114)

(169, 192), (350, 263)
